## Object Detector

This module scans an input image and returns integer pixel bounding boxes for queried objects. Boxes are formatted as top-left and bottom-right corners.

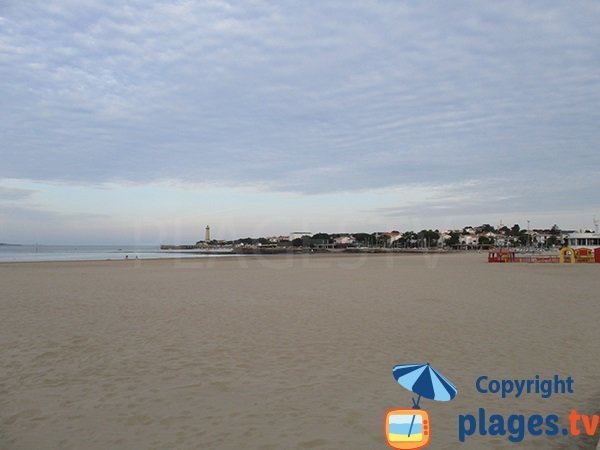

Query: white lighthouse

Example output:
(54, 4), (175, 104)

(205, 225), (210, 243)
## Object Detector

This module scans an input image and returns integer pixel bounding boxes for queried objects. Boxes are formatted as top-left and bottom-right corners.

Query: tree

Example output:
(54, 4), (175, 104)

(417, 229), (440, 248)
(478, 236), (494, 246)
(446, 232), (460, 247)
(511, 224), (521, 237)
(291, 238), (303, 247)
(550, 224), (561, 235)
(354, 233), (371, 246)
(396, 231), (416, 248)
(370, 232), (385, 247)
(480, 224), (495, 233)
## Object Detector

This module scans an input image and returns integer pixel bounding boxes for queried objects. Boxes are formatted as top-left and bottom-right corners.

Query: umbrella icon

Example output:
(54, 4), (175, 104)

(392, 363), (457, 437)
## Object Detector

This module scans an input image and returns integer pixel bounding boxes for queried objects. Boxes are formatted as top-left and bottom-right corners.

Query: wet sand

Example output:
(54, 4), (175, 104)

(1, 253), (599, 449)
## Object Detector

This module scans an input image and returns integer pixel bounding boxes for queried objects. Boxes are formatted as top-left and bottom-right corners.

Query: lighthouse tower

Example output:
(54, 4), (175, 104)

(205, 225), (210, 243)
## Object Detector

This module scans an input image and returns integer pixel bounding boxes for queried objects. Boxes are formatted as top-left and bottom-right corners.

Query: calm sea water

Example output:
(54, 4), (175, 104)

(0, 244), (229, 263)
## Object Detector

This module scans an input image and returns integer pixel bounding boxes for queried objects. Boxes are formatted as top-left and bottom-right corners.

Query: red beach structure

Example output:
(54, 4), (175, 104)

(488, 248), (515, 263)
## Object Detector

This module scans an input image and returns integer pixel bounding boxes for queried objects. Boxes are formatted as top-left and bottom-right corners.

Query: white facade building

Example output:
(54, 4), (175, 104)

(334, 236), (356, 246)
(566, 232), (600, 249)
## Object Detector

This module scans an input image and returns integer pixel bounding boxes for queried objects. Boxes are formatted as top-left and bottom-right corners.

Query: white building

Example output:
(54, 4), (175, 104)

(459, 235), (479, 247)
(334, 235), (356, 246)
(566, 232), (600, 249)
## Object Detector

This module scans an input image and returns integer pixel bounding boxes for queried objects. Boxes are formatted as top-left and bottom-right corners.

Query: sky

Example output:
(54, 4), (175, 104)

(1, 1), (599, 244)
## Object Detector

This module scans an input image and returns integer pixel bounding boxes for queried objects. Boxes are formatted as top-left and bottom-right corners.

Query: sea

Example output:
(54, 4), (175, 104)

(0, 244), (231, 263)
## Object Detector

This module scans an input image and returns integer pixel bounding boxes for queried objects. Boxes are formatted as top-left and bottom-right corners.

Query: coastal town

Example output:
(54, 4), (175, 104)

(161, 221), (600, 254)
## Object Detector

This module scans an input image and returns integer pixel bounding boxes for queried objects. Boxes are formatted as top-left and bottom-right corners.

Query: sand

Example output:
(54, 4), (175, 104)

(1, 253), (599, 449)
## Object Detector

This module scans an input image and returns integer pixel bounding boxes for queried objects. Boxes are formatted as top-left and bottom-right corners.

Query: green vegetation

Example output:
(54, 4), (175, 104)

(192, 222), (572, 251)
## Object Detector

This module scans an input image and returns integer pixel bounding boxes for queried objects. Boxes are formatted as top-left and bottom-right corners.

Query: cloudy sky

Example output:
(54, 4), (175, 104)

(1, 1), (599, 244)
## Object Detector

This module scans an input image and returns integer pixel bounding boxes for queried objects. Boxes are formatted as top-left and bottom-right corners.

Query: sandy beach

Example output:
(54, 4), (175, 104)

(1, 253), (599, 449)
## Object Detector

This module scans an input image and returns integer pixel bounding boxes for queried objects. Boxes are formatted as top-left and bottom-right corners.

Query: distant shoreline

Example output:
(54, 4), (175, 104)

(0, 249), (472, 266)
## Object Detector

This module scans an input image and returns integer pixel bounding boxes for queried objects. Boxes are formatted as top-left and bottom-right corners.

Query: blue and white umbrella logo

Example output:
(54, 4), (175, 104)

(392, 363), (458, 437)
(392, 363), (457, 407)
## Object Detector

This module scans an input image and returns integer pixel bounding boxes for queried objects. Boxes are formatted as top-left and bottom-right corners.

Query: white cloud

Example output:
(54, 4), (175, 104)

(1, 0), (599, 223)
